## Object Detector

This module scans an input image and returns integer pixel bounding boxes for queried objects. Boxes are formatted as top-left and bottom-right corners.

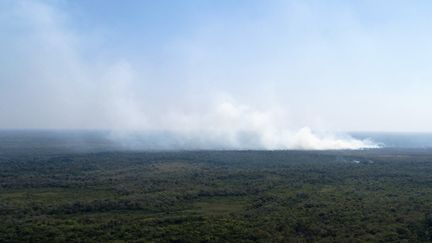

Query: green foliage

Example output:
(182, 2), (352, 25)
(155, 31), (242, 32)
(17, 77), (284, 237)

(1, 150), (432, 241)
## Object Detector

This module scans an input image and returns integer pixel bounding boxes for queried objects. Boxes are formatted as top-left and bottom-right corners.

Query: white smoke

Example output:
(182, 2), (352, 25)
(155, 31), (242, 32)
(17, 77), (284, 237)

(0, 1), (379, 150)
(108, 96), (379, 150)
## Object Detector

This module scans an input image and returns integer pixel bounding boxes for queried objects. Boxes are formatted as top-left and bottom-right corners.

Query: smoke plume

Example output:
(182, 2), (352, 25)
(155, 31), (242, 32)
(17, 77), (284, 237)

(0, 1), (379, 150)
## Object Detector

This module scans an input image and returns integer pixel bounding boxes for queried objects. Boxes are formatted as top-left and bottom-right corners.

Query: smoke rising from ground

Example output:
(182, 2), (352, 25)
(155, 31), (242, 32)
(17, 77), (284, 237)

(0, 1), (380, 150)
(106, 97), (378, 150)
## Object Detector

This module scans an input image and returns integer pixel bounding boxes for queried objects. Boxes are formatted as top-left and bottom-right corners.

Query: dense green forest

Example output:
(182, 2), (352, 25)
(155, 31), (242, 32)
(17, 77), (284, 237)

(1, 149), (432, 242)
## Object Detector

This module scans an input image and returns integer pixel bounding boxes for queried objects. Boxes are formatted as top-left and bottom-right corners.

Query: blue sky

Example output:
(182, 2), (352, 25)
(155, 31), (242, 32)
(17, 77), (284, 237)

(1, 0), (432, 148)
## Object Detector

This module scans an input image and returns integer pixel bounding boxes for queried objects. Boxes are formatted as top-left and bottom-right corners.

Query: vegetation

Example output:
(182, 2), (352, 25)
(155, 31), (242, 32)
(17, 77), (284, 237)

(1, 149), (432, 242)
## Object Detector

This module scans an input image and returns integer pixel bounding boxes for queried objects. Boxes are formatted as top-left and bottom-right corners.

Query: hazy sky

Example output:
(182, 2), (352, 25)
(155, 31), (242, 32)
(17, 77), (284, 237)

(0, 0), (431, 149)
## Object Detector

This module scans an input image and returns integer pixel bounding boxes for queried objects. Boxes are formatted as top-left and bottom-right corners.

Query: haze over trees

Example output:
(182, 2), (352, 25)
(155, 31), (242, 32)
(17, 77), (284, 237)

(2, 0), (432, 242)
